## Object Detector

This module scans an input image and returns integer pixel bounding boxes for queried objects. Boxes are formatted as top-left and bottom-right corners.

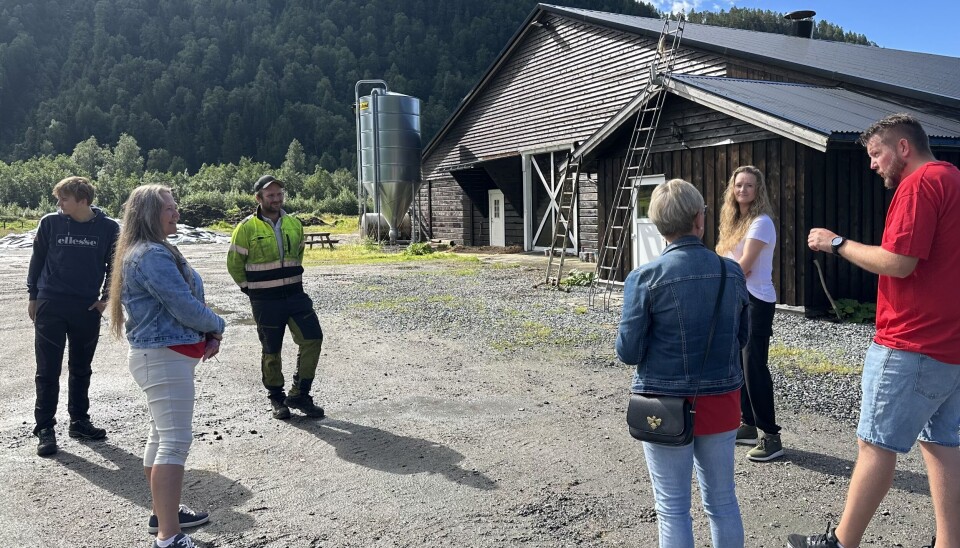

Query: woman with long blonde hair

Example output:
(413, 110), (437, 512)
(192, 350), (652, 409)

(109, 185), (225, 548)
(716, 165), (783, 462)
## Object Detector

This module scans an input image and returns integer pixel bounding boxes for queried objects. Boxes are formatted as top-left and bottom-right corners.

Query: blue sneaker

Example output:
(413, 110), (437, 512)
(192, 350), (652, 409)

(147, 504), (209, 534)
(152, 532), (198, 547)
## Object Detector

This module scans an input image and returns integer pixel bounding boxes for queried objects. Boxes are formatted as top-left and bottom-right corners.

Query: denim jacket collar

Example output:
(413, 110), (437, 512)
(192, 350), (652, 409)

(661, 235), (704, 256)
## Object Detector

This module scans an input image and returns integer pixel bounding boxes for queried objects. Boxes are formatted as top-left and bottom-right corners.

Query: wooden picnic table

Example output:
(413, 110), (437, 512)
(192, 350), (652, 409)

(304, 232), (339, 249)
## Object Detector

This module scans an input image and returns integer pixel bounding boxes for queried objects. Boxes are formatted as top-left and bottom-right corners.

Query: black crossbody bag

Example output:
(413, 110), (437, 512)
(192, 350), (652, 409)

(626, 256), (726, 446)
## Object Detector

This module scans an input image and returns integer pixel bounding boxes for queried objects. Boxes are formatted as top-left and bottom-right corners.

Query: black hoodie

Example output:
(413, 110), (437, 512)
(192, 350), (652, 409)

(26, 206), (120, 304)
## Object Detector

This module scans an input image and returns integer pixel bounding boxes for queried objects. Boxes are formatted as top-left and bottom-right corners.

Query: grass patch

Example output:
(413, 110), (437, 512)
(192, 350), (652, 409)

(355, 296), (419, 311)
(493, 320), (553, 351)
(770, 343), (861, 375)
(491, 318), (601, 351)
(489, 262), (523, 270)
(303, 242), (480, 266)
(0, 218), (39, 237)
(205, 220), (235, 233)
(302, 215), (357, 235)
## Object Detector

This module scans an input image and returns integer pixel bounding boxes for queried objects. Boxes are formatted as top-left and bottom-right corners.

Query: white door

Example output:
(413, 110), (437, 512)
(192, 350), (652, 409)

(488, 189), (505, 246)
(632, 175), (666, 269)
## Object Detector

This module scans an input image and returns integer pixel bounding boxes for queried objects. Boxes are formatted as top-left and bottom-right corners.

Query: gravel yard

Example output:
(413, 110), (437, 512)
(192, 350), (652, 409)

(0, 242), (936, 547)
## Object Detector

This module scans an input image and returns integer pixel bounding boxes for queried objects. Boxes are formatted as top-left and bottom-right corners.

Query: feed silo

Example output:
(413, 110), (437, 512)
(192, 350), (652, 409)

(355, 80), (422, 244)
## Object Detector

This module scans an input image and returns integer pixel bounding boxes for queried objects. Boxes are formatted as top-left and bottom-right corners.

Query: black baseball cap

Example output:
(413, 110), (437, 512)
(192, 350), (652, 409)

(254, 175), (284, 193)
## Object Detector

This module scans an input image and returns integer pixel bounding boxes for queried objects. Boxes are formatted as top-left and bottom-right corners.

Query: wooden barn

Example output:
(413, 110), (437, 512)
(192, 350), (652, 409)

(416, 4), (960, 311)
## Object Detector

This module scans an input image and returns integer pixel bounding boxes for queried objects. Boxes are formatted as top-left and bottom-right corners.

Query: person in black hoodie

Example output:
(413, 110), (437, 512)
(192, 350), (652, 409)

(27, 176), (120, 457)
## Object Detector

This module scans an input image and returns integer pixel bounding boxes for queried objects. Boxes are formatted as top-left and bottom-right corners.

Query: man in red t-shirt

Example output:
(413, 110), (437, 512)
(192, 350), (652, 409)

(792, 114), (960, 548)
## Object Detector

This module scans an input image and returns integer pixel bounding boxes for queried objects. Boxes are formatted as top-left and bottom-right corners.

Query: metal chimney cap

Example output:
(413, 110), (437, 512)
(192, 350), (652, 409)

(785, 10), (816, 20)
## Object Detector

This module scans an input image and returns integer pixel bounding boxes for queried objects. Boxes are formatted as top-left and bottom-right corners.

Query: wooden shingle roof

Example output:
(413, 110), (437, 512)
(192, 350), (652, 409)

(545, 4), (960, 107)
(667, 75), (960, 150)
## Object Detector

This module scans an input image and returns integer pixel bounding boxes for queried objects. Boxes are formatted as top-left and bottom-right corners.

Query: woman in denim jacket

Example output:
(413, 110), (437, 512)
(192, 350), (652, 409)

(108, 185), (225, 548)
(617, 179), (750, 548)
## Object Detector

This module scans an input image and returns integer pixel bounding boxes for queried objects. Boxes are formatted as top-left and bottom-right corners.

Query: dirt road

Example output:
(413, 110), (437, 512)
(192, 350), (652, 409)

(0, 243), (936, 547)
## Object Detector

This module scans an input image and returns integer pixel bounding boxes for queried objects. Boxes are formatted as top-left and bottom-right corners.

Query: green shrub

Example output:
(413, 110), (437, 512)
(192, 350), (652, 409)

(403, 242), (434, 256)
(561, 269), (595, 287)
(833, 298), (876, 324)
(284, 195), (322, 215)
(360, 236), (381, 252)
(318, 189), (359, 215)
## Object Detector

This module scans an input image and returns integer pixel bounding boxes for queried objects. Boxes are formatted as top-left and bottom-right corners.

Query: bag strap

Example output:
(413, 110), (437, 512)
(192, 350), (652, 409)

(690, 255), (726, 411)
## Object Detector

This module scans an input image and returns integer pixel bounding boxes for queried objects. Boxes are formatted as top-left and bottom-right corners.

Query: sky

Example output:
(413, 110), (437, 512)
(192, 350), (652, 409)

(645, 0), (960, 58)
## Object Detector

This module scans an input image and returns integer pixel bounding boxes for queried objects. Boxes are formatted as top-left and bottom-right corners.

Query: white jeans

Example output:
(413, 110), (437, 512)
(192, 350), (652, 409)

(128, 347), (198, 467)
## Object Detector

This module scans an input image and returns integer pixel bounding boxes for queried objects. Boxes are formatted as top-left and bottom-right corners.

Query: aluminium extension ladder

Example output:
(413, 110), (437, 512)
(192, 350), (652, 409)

(589, 16), (686, 309)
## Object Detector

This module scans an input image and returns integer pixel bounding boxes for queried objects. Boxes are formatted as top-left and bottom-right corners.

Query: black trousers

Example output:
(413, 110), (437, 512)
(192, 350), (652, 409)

(250, 292), (323, 400)
(34, 299), (102, 434)
(740, 294), (780, 435)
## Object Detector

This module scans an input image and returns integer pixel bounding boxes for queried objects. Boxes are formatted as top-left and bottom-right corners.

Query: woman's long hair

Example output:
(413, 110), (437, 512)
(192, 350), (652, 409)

(108, 185), (187, 339)
(715, 165), (774, 256)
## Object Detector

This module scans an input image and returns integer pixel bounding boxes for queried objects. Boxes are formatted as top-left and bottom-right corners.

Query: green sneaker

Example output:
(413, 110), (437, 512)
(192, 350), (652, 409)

(735, 423), (758, 446)
(747, 433), (784, 462)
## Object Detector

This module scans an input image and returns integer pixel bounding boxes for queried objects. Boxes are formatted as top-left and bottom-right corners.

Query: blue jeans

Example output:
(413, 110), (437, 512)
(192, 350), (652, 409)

(858, 342), (960, 453)
(643, 430), (743, 548)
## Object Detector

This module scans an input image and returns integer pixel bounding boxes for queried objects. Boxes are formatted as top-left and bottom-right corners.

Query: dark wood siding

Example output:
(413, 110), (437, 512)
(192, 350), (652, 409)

(422, 14), (726, 181)
(726, 59), (839, 86)
(420, 176), (472, 244)
(809, 146), (886, 307)
(596, 128), (814, 307)
(578, 173), (599, 254)
(417, 8), (960, 306)
(652, 97), (780, 151)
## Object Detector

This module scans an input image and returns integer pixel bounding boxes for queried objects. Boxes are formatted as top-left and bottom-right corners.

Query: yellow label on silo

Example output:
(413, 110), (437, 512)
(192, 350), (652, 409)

(359, 101), (369, 110)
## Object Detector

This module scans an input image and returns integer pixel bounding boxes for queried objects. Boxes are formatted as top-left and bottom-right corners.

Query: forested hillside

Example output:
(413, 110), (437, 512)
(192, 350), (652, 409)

(684, 7), (873, 45)
(1, 0), (872, 174)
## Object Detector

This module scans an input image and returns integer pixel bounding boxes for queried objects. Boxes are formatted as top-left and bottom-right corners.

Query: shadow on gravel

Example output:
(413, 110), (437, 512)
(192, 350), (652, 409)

(785, 448), (930, 496)
(56, 442), (256, 531)
(290, 417), (497, 491)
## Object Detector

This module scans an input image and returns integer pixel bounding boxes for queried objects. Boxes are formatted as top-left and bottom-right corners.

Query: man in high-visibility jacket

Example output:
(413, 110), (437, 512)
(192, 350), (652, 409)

(227, 174), (325, 420)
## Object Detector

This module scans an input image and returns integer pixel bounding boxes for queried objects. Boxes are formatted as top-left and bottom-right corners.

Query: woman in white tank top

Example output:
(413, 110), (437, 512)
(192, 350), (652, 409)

(716, 165), (784, 462)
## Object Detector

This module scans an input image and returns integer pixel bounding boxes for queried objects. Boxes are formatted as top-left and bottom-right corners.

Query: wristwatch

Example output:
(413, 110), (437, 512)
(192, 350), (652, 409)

(831, 236), (846, 255)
